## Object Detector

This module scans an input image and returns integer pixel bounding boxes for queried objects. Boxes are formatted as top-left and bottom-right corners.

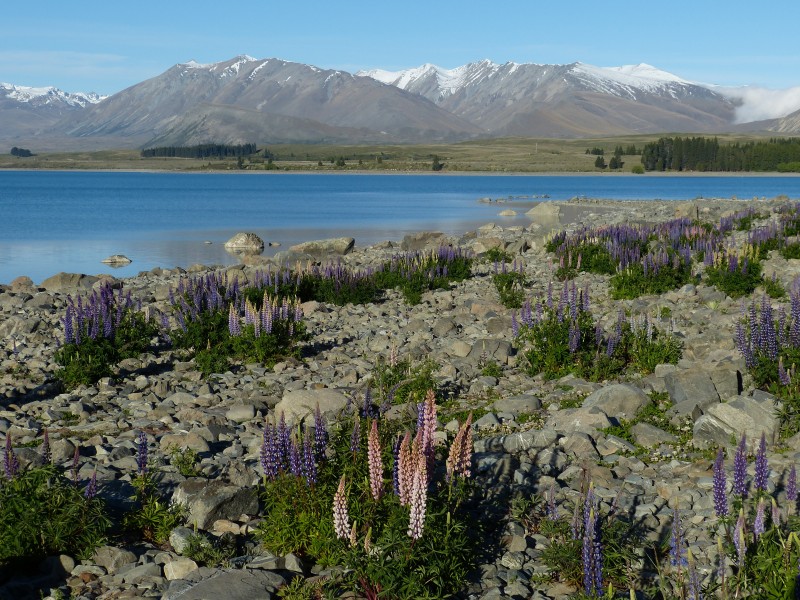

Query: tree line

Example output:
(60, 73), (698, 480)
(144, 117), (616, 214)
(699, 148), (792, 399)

(10, 147), (34, 157)
(641, 137), (800, 172)
(140, 143), (262, 159)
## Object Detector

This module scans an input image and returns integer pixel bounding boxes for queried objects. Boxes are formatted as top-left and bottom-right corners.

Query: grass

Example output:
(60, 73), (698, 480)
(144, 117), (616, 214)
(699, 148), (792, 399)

(2, 133), (788, 173)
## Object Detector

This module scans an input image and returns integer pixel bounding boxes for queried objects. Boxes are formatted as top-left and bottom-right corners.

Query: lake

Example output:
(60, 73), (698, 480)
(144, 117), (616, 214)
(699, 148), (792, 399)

(2, 171), (800, 284)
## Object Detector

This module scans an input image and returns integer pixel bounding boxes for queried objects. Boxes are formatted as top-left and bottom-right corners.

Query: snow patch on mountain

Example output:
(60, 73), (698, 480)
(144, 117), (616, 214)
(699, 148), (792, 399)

(0, 83), (105, 107)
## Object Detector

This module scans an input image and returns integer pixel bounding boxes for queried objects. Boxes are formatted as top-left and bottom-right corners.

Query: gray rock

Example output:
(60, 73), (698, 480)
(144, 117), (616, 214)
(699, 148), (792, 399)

(92, 546), (138, 574)
(163, 557), (199, 581)
(496, 428), (558, 454)
(631, 422), (678, 446)
(545, 407), (614, 434)
(274, 388), (349, 427)
(289, 237), (355, 257)
(582, 384), (650, 420)
(693, 395), (781, 448)
(467, 339), (514, 364)
(169, 527), (196, 555)
(665, 370), (720, 415)
(525, 202), (561, 229)
(40, 272), (99, 291)
(493, 394), (541, 414)
(172, 479), (258, 530)
(101, 254), (132, 266)
(162, 569), (286, 600)
(401, 231), (448, 251)
(224, 232), (264, 253)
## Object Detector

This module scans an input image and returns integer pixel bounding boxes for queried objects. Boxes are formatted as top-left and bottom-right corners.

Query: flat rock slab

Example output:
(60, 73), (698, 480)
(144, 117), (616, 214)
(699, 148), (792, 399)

(40, 272), (99, 291)
(274, 388), (349, 426)
(288, 237), (354, 257)
(163, 569), (287, 600)
(172, 479), (258, 531)
(582, 383), (651, 420)
(693, 394), (781, 449)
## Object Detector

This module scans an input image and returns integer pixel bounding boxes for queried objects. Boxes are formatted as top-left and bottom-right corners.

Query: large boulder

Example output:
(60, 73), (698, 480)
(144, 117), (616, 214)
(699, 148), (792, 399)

(525, 202), (562, 229)
(582, 383), (651, 420)
(274, 388), (349, 427)
(693, 395), (781, 449)
(401, 231), (448, 251)
(40, 272), (99, 291)
(171, 479), (258, 531)
(665, 369), (720, 417)
(288, 237), (355, 258)
(224, 232), (264, 253)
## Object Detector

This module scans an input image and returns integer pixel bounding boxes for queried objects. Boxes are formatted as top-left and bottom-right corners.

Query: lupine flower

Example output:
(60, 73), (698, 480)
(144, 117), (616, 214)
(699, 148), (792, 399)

(754, 499), (766, 539)
(445, 412), (473, 482)
(416, 390), (437, 478)
(734, 510), (746, 567)
(302, 432), (317, 487)
(787, 465), (797, 513)
(397, 432), (413, 506)
(350, 418), (361, 455)
(392, 435), (402, 496)
(288, 438), (301, 477)
(136, 430), (148, 476)
(3, 435), (19, 479)
(771, 497), (781, 527)
(367, 420), (383, 501)
(754, 432), (769, 493)
(84, 470), (98, 500)
(670, 508), (688, 569)
(313, 404), (327, 461)
(687, 548), (703, 600)
(260, 421), (279, 480)
(582, 486), (603, 596)
(71, 445), (80, 484)
(407, 453), (428, 540)
(732, 434), (748, 498)
(41, 428), (51, 464)
(546, 483), (559, 521)
(332, 476), (350, 540)
(713, 448), (728, 518)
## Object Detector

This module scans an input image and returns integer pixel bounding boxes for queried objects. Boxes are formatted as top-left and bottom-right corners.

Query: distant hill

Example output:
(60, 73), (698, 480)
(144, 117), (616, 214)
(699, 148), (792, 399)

(2, 55), (799, 151)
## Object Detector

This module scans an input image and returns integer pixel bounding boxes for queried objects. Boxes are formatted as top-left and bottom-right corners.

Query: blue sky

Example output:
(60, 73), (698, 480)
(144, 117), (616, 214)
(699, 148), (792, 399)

(2, 0), (799, 94)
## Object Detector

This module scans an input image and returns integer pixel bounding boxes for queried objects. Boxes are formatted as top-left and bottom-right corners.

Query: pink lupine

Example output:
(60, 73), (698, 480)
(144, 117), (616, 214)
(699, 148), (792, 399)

(408, 453), (428, 540)
(332, 475), (350, 540)
(367, 419), (383, 501)
(397, 432), (413, 506)
(446, 412), (473, 482)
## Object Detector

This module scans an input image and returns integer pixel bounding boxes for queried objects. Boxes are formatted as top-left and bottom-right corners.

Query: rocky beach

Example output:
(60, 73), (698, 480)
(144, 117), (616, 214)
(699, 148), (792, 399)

(1, 197), (799, 600)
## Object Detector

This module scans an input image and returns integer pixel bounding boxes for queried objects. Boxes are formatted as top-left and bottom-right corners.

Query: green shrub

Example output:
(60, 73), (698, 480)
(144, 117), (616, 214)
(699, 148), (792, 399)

(705, 253), (762, 298)
(610, 259), (693, 299)
(0, 463), (110, 565)
(492, 270), (527, 308)
(781, 242), (800, 260)
(371, 356), (440, 406)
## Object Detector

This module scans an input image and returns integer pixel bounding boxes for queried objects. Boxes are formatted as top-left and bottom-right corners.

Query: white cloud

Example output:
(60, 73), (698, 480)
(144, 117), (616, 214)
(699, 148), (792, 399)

(713, 85), (800, 123)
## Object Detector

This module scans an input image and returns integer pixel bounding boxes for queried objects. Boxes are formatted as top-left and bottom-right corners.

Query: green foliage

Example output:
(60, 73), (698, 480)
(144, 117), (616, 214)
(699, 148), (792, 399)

(780, 242), (800, 260)
(492, 270), (526, 309)
(0, 464), (110, 565)
(255, 413), (476, 598)
(481, 360), (503, 379)
(54, 308), (159, 390)
(642, 136), (800, 172)
(123, 473), (186, 544)
(141, 143), (258, 159)
(763, 274), (786, 299)
(705, 257), (763, 298)
(610, 260), (693, 299)
(483, 247), (513, 264)
(167, 446), (202, 478)
(515, 300), (682, 382)
(631, 164), (645, 174)
(182, 532), (237, 567)
(371, 356), (439, 406)
(553, 242), (616, 280)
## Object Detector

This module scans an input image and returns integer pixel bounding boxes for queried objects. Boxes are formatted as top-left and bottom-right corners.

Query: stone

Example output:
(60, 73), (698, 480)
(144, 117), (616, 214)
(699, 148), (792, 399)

(581, 384), (651, 420)
(92, 546), (138, 574)
(40, 272), (99, 291)
(224, 232), (265, 253)
(101, 254), (132, 265)
(631, 422), (678, 446)
(492, 394), (541, 414)
(10, 275), (34, 291)
(288, 237), (355, 257)
(525, 202), (561, 229)
(162, 569), (287, 600)
(545, 407), (614, 434)
(400, 231), (448, 251)
(665, 370), (720, 416)
(172, 479), (259, 531)
(163, 557), (199, 581)
(498, 209), (517, 217)
(467, 339), (514, 364)
(693, 395), (781, 448)
(497, 428), (558, 454)
(274, 388), (349, 426)
(169, 527), (196, 555)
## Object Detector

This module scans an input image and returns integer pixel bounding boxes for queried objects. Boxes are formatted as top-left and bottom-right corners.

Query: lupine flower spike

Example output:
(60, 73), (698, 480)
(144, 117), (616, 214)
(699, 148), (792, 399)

(787, 465), (797, 515)
(367, 419), (383, 501)
(712, 448), (728, 518)
(3, 435), (19, 479)
(754, 432), (769, 494)
(332, 476), (350, 540)
(732, 433), (748, 498)
(41, 428), (51, 464)
(136, 430), (148, 476)
(84, 470), (98, 500)
(407, 453), (428, 540)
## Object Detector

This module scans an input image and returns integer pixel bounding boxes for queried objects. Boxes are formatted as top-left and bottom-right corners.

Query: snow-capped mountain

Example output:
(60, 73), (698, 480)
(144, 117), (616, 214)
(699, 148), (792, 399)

(3, 55), (799, 150)
(1, 82), (105, 108)
(357, 60), (737, 137)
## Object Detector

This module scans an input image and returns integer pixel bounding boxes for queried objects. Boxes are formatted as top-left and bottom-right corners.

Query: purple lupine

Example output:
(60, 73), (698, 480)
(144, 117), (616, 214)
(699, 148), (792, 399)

(313, 404), (328, 461)
(787, 465), (797, 513)
(3, 435), (19, 479)
(277, 412), (290, 469)
(392, 435), (402, 496)
(734, 510), (746, 567)
(228, 303), (241, 337)
(754, 432), (769, 493)
(260, 421), (279, 480)
(41, 428), (51, 464)
(136, 430), (148, 476)
(349, 418), (361, 455)
(670, 508), (688, 569)
(713, 448), (728, 518)
(84, 470), (98, 500)
(302, 432), (317, 487)
(732, 434), (748, 498)
(288, 438), (301, 477)
(547, 483), (559, 521)
(753, 499), (766, 539)
(779, 357), (792, 386)
(582, 487), (602, 596)
(687, 550), (703, 600)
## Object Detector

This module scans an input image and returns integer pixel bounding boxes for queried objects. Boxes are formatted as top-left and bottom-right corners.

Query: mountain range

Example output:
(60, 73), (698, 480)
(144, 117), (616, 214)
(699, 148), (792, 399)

(2, 55), (799, 151)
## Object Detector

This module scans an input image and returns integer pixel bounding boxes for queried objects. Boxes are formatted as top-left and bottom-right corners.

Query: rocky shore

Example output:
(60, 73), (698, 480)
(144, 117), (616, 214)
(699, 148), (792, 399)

(1, 197), (799, 599)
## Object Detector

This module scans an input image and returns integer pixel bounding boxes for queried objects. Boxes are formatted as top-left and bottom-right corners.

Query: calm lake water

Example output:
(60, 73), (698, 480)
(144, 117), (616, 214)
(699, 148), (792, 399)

(2, 171), (800, 284)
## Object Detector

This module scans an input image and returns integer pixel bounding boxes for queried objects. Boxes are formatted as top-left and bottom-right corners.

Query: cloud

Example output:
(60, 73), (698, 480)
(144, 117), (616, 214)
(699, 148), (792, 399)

(712, 85), (800, 123)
